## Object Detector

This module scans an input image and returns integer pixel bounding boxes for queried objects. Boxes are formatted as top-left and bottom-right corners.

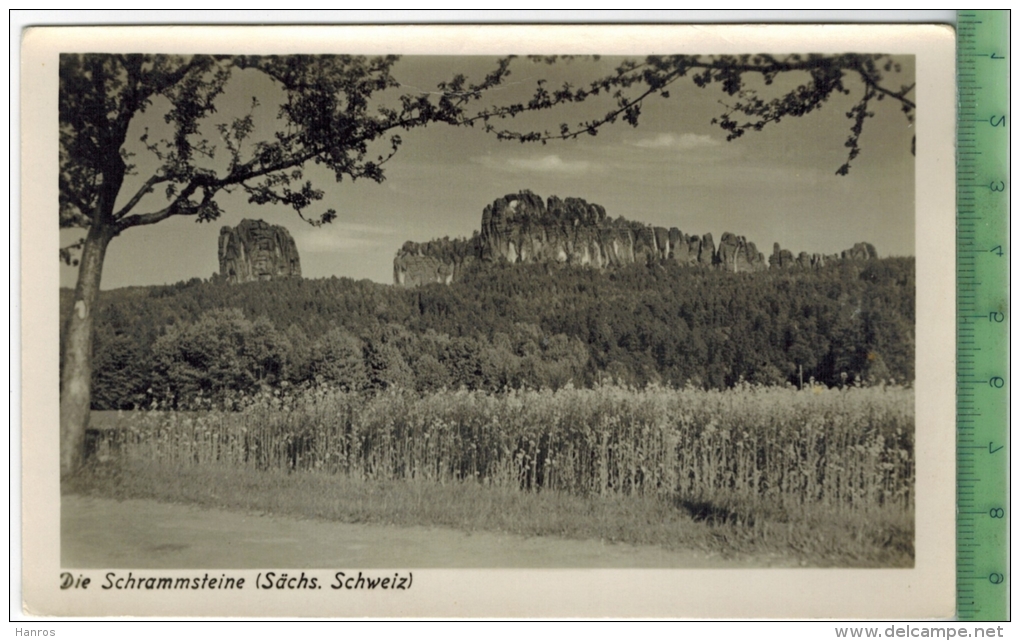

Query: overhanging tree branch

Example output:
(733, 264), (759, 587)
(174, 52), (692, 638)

(455, 54), (915, 172)
(113, 173), (171, 220)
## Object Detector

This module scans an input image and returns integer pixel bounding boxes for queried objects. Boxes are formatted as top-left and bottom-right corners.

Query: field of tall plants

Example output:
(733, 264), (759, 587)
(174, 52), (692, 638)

(87, 383), (913, 535)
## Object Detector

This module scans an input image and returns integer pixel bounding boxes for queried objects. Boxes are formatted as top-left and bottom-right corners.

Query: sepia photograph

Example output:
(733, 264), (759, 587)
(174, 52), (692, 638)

(22, 23), (956, 618)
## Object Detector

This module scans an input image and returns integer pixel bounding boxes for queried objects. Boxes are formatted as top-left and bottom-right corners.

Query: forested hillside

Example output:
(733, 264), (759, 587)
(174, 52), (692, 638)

(63, 258), (914, 409)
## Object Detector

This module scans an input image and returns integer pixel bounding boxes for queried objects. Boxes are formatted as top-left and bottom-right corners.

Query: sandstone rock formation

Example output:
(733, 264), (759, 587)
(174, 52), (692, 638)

(394, 190), (877, 286)
(770, 241), (876, 269)
(393, 237), (479, 287)
(843, 242), (879, 261)
(696, 233), (716, 266)
(770, 242), (796, 269)
(478, 192), (649, 267)
(716, 232), (766, 272)
(475, 190), (720, 269)
(219, 219), (301, 284)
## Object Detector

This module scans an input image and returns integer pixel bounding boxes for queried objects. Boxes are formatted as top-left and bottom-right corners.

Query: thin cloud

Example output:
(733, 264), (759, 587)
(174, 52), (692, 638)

(295, 222), (397, 253)
(632, 132), (720, 150)
(474, 154), (599, 175)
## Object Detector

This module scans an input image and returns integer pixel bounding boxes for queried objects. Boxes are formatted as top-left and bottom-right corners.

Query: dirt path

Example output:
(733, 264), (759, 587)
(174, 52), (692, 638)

(62, 495), (795, 568)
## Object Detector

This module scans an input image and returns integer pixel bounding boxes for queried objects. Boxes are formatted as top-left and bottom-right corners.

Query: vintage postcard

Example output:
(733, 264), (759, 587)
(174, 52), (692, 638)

(22, 23), (956, 618)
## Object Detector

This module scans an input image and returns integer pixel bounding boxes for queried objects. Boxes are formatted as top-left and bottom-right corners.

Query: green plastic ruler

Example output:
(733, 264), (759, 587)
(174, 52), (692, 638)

(956, 10), (1010, 622)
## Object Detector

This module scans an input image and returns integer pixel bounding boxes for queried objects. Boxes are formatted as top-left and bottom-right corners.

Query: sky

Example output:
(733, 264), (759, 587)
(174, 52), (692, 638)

(60, 54), (916, 290)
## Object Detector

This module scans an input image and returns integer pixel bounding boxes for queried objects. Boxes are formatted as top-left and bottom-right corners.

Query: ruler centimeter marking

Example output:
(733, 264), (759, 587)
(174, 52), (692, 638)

(956, 10), (1009, 622)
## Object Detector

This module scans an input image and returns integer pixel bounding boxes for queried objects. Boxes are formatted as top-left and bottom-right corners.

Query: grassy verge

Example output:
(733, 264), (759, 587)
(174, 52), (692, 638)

(66, 461), (913, 567)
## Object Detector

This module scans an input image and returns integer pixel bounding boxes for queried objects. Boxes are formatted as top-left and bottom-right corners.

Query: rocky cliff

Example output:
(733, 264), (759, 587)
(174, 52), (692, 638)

(843, 242), (879, 261)
(717, 232), (767, 272)
(393, 237), (479, 287)
(770, 242), (828, 269)
(394, 190), (875, 286)
(769, 240), (878, 269)
(219, 219), (302, 284)
(475, 192), (765, 271)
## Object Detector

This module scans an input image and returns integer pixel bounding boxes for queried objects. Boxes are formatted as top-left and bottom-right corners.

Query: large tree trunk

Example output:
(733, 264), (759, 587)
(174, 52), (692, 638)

(60, 222), (115, 478)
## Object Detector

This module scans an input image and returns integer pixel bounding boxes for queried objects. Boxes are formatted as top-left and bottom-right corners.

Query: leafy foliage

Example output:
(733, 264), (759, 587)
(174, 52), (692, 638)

(150, 309), (292, 406)
(465, 54), (914, 175)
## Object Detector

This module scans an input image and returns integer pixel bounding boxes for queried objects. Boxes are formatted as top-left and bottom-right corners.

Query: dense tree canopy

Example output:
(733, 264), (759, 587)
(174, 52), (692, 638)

(67, 258), (915, 409)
